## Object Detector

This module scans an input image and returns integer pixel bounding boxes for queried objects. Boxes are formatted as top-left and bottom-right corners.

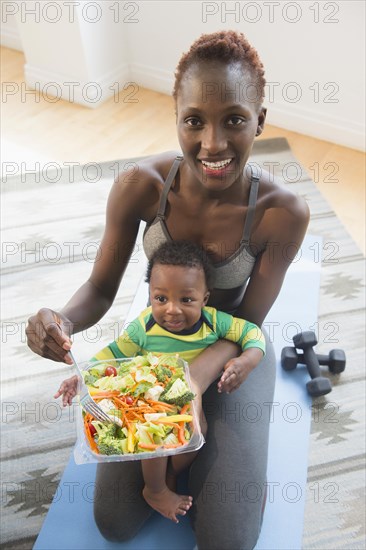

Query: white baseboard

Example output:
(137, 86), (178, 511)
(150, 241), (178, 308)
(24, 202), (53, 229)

(24, 63), (130, 108)
(130, 62), (173, 96)
(0, 27), (23, 52)
(267, 103), (365, 152)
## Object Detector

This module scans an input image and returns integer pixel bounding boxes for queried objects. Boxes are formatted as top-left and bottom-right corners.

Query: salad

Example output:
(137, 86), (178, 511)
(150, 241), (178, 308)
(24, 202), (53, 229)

(81, 353), (196, 456)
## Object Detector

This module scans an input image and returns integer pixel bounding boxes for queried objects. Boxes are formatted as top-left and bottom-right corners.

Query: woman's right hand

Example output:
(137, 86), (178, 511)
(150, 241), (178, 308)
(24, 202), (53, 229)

(26, 309), (73, 364)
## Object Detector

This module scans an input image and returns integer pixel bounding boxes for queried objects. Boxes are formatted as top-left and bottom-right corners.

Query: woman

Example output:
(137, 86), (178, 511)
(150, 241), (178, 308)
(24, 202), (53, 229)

(26, 31), (309, 549)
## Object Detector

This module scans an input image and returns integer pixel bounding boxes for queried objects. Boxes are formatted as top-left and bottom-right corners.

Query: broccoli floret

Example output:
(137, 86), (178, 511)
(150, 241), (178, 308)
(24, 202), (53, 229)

(155, 365), (173, 383)
(159, 378), (195, 407)
(96, 423), (125, 455)
(98, 437), (125, 455)
(166, 393), (195, 408)
(98, 423), (118, 438)
(83, 373), (98, 386)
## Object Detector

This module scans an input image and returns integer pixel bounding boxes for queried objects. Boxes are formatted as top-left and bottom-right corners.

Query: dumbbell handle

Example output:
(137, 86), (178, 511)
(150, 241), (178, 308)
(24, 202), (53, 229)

(296, 352), (330, 366)
(316, 354), (332, 366)
(301, 347), (322, 380)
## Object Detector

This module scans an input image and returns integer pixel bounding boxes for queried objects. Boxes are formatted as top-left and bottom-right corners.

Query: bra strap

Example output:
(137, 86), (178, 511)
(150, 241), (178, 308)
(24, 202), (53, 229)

(157, 155), (183, 219)
(241, 166), (260, 246)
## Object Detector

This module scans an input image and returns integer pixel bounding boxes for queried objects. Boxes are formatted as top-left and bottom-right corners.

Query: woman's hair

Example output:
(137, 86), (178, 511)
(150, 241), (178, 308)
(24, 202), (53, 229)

(145, 241), (215, 289)
(173, 30), (266, 105)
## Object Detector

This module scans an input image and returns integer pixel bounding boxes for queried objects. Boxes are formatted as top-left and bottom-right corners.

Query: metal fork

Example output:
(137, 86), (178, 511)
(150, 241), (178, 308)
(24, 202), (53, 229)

(69, 351), (113, 424)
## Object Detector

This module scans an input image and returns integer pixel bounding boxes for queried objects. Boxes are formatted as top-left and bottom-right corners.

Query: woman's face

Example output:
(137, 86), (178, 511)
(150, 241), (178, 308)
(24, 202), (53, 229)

(176, 61), (266, 192)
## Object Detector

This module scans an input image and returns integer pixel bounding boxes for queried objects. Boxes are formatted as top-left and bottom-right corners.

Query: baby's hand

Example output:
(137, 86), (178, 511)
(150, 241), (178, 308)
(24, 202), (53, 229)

(218, 348), (264, 394)
(54, 375), (79, 406)
(218, 357), (248, 393)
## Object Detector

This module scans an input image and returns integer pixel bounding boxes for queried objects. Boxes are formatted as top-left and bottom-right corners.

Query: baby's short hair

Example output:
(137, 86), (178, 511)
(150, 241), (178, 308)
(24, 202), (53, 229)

(145, 241), (215, 289)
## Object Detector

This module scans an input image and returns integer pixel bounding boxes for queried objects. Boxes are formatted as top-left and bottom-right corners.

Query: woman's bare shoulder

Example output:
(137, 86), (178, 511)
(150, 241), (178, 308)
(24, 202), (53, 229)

(258, 168), (309, 221)
(109, 151), (182, 221)
(116, 150), (181, 185)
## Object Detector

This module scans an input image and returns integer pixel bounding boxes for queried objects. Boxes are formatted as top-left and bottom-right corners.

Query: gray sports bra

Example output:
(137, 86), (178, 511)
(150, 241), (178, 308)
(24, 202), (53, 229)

(143, 155), (260, 290)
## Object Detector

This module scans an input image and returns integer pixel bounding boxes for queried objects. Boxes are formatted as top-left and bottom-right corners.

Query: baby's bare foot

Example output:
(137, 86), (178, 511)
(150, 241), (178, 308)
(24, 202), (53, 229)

(143, 485), (192, 523)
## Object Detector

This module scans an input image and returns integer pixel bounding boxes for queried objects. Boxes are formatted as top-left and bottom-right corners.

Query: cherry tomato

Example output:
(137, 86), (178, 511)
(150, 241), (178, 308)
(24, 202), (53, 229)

(105, 366), (117, 377)
(125, 396), (133, 405)
(88, 422), (97, 437)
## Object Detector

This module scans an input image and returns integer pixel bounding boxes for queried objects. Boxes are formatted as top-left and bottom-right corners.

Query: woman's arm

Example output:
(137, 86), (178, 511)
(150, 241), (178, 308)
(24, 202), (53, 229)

(236, 194), (310, 326)
(189, 194), (310, 394)
(189, 339), (241, 394)
(26, 166), (156, 363)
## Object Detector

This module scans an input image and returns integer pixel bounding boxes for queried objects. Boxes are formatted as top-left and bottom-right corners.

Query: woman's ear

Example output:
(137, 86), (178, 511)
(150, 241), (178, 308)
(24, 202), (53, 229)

(256, 107), (267, 136)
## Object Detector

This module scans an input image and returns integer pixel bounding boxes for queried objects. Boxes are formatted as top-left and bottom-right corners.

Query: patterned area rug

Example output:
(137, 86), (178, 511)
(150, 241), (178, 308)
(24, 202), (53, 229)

(1, 138), (365, 549)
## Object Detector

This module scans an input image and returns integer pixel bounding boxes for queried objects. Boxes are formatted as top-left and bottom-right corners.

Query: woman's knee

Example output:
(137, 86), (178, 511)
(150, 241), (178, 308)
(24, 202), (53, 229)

(93, 502), (139, 542)
(93, 491), (153, 542)
(93, 462), (152, 542)
(193, 504), (263, 550)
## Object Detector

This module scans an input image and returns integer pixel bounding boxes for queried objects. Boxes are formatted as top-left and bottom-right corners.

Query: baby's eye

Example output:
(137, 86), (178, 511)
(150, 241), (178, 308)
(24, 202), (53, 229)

(182, 297), (193, 303)
(227, 116), (245, 126)
(155, 296), (166, 303)
(185, 117), (202, 127)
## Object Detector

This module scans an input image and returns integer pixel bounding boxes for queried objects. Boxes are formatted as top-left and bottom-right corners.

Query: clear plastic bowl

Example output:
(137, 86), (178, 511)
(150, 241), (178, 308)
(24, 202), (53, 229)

(73, 357), (205, 464)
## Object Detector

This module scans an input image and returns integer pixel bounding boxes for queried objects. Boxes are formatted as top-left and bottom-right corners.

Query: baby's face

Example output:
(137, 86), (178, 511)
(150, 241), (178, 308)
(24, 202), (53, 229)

(149, 264), (210, 333)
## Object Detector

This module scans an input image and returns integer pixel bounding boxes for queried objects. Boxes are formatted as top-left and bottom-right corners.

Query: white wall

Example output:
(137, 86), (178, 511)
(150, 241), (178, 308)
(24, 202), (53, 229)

(1, 1), (364, 150)
(0, 0), (23, 50)
(74, 2), (128, 81)
(126, 1), (365, 151)
(2, 0), (130, 106)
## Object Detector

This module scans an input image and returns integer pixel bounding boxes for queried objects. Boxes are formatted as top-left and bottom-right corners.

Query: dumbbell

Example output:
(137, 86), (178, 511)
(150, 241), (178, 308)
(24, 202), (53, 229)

(281, 331), (346, 397)
(282, 341), (346, 374)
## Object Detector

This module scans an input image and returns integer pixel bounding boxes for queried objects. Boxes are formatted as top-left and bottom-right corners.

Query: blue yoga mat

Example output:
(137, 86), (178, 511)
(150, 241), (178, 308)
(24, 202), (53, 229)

(34, 235), (321, 550)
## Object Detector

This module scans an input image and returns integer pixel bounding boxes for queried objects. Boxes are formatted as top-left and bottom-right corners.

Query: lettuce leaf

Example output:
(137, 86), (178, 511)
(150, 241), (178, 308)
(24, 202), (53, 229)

(132, 381), (153, 397)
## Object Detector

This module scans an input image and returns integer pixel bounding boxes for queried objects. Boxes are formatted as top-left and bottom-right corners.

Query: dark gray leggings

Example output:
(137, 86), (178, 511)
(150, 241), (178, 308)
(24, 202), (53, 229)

(93, 332), (276, 550)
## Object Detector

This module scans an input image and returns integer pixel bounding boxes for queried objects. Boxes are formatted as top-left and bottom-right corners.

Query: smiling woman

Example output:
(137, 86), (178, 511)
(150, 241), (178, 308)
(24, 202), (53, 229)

(26, 30), (309, 549)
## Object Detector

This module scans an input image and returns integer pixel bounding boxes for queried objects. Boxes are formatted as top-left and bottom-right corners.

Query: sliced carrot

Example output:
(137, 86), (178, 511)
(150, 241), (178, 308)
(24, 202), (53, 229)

(127, 412), (145, 422)
(84, 418), (99, 453)
(84, 413), (93, 423)
(91, 391), (120, 398)
(178, 424), (186, 445)
(179, 404), (190, 415)
(112, 397), (129, 409)
(138, 442), (185, 450)
(138, 442), (160, 450)
(145, 400), (176, 410)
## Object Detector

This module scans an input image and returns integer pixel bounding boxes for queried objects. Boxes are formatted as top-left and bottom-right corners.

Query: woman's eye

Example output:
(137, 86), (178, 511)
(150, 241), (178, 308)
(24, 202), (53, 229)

(185, 117), (202, 127)
(227, 116), (245, 126)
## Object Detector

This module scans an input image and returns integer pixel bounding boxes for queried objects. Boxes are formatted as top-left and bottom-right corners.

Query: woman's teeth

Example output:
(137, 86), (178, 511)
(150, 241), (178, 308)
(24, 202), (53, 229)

(201, 159), (232, 169)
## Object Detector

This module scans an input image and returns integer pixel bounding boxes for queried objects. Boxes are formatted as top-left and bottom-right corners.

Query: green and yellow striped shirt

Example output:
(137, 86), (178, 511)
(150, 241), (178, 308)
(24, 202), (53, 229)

(94, 306), (265, 363)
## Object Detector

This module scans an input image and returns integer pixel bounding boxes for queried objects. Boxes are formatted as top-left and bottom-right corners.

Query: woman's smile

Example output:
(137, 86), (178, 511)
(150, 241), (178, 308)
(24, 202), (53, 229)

(199, 157), (235, 178)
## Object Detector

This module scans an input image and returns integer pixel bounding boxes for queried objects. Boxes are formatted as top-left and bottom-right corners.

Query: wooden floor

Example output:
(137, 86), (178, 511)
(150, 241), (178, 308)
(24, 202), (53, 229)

(2, 46), (365, 254)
